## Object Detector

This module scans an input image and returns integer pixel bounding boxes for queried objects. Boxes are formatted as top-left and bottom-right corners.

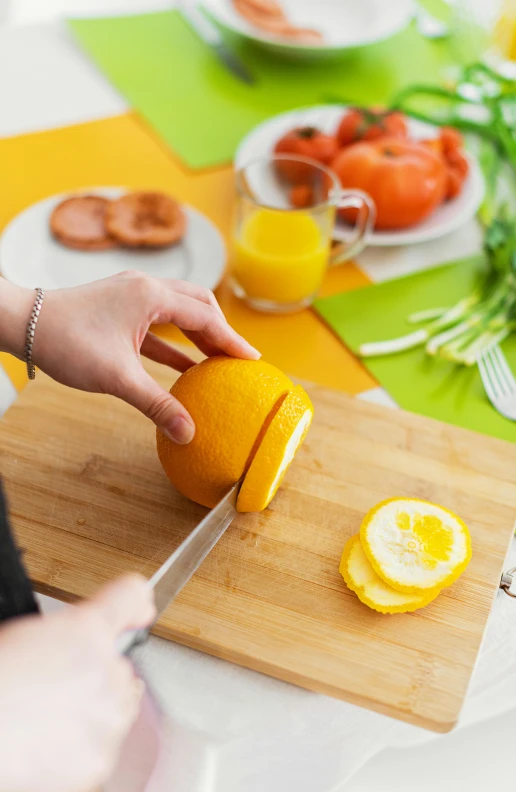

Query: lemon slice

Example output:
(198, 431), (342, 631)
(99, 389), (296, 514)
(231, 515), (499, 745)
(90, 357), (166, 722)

(360, 498), (472, 594)
(237, 385), (313, 513)
(340, 535), (440, 614)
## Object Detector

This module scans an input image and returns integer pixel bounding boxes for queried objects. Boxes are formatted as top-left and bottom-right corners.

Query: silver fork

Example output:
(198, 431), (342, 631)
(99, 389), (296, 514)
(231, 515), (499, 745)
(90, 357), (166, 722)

(478, 344), (516, 420)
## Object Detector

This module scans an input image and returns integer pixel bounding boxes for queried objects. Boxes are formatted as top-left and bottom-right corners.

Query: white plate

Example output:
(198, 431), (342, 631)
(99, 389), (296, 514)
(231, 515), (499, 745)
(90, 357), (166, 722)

(0, 187), (226, 291)
(203, 0), (414, 56)
(235, 105), (485, 247)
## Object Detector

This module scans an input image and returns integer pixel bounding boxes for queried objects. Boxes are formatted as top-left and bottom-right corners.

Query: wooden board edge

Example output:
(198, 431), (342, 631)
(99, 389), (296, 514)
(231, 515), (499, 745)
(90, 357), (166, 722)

(148, 621), (460, 734)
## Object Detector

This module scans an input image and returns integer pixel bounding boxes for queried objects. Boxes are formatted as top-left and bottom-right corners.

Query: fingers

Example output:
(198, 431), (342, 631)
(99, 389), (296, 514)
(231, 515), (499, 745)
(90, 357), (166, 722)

(141, 333), (196, 373)
(181, 330), (228, 359)
(112, 665), (145, 733)
(122, 367), (195, 444)
(86, 575), (156, 638)
(152, 291), (260, 361)
(157, 279), (225, 318)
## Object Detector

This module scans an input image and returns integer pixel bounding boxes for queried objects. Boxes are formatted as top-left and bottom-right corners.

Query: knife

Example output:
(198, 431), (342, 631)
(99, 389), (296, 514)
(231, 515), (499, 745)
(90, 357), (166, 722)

(118, 479), (241, 654)
(179, 2), (255, 85)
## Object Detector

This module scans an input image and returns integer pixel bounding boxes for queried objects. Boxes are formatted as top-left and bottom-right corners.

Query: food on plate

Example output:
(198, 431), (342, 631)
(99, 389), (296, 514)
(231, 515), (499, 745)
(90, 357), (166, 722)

(50, 190), (186, 251)
(156, 356), (313, 512)
(422, 128), (470, 200)
(444, 147), (469, 200)
(274, 127), (338, 183)
(270, 109), (471, 231)
(239, 0), (285, 17)
(289, 184), (314, 208)
(281, 27), (326, 44)
(340, 535), (441, 614)
(233, 208), (327, 304)
(233, 0), (324, 44)
(50, 196), (117, 251)
(360, 498), (472, 593)
(331, 138), (447, 230)
(336, 107), (408, 147)
(440, 126), (464, 157)
(105, 192), (186, 248)
(234, 0), (290, 33)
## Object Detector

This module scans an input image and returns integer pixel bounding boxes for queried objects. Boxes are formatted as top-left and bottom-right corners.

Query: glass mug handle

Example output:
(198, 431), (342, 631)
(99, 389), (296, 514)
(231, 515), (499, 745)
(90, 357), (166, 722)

(329, 189), (376, 265)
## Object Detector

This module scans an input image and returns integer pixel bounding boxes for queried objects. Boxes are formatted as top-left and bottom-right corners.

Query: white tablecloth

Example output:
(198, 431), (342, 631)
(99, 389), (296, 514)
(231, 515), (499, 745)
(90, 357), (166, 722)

(2, 6), (516, 791)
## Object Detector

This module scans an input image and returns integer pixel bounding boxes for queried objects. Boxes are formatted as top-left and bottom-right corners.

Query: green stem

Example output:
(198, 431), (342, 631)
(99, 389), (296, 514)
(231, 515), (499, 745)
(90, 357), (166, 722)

(439, 326), (481, 363)
(407, 307), (449, 324)
(460, 326), (512, 365)
(359, 295), (479, 358)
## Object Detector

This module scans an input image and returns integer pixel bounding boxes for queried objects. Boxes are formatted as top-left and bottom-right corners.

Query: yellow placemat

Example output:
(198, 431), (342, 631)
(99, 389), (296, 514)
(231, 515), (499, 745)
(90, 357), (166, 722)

(0, 114), (374, 394)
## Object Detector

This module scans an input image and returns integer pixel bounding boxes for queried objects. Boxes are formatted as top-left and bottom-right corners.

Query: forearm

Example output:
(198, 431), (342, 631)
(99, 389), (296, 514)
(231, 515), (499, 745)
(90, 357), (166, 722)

(0, 280), (34, 359)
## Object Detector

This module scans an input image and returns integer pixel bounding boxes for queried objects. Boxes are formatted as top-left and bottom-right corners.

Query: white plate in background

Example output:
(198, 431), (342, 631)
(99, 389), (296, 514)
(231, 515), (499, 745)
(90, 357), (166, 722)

(0, 187), (226, 290)
(235, 105), (485, 247)
(203, 0), (414, 57)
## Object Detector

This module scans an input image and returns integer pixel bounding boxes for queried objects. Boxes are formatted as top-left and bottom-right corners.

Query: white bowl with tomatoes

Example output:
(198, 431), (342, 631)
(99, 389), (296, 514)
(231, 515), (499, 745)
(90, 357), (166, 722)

(234, 105), (485, 246)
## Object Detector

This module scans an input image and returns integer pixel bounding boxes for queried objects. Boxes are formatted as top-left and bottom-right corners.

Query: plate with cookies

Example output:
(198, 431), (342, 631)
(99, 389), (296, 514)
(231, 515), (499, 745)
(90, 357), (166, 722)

(0, 188), (226, 291)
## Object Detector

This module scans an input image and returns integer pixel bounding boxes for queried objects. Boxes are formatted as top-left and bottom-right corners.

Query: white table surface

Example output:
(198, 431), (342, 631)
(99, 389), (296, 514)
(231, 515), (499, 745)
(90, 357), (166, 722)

(2, 4), (516, 791)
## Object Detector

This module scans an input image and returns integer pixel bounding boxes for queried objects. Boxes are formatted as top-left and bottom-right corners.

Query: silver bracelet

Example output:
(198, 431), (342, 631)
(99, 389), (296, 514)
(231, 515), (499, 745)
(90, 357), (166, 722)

(25, 288), (45, 380)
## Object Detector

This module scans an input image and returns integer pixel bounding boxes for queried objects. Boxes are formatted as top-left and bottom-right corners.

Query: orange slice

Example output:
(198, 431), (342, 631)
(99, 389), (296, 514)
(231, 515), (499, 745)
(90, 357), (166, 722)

(340, 535), (441, 614)
(237, 385), (313, 512)
(360, 498), (472, 594)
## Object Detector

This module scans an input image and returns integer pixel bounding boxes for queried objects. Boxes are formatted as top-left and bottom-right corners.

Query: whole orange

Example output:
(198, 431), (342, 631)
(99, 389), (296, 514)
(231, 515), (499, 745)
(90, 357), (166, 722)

(157, 356), (295, 509)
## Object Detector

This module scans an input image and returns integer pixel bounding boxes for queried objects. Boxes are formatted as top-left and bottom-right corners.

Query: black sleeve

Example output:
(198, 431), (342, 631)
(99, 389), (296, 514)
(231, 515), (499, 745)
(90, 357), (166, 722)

(0, 480), (39, 622)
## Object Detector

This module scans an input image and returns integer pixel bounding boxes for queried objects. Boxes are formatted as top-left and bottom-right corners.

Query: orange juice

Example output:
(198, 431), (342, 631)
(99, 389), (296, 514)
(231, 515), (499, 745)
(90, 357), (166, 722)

(494, 0), (516, 60)
(232, 208), (329, 306)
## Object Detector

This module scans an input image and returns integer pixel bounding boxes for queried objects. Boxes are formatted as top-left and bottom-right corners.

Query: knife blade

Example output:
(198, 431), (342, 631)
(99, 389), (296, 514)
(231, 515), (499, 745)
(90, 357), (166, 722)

(179, 3), (255, 85)
(118, 480), (241, 654)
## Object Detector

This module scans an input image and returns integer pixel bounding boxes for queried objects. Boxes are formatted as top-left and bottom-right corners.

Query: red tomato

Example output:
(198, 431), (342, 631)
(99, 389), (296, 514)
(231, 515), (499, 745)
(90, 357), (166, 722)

(274, 127), (338, 183)
(332, 138), (447, 230)
(446, 167), (464, 200)
(289, 184), (314, 208)
(421, 138), (444, 157)
(336, 107), (408, 147)
(446, 147), (469, 179)
(423, 131), (469, 200)
(440, 127), (464, 157)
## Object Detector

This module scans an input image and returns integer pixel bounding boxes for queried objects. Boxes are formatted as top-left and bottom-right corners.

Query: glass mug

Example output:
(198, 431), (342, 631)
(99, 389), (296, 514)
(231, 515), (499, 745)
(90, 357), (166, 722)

(230, 155), (375, 313)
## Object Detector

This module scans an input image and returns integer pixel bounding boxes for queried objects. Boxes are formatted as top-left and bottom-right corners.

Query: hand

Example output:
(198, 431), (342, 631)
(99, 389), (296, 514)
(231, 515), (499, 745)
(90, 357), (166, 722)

(0, 575), (156, 792)
(1, 273), (260, 444)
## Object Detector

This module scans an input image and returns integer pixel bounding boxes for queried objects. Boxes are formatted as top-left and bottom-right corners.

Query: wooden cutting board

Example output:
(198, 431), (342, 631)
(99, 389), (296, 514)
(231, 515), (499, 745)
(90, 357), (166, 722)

(1, 361), (515, 733)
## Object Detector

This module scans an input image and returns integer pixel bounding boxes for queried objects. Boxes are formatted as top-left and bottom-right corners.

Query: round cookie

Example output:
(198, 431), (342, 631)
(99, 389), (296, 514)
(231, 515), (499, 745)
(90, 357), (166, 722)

(50, 196), (117, 251)
(105, 192), (186, 248)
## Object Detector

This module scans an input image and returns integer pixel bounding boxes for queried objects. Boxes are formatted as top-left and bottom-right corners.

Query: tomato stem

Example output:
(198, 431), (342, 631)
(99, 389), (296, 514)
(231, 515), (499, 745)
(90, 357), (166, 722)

(297, 127), (318, 139)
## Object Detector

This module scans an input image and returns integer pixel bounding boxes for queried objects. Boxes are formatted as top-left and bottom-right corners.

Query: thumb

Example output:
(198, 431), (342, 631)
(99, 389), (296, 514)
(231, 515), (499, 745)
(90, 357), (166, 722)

(123, 368), (195, 444)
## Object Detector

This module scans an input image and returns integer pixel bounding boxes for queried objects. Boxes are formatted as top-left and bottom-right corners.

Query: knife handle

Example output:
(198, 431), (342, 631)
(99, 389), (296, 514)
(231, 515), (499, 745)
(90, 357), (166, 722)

(117, 626), (150, 656)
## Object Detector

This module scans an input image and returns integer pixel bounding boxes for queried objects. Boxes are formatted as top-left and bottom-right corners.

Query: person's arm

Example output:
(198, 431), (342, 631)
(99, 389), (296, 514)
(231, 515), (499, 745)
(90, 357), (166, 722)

(0, 272), (260, 443)
(0, 278), (35, 359)
(0, 575), (155, 792)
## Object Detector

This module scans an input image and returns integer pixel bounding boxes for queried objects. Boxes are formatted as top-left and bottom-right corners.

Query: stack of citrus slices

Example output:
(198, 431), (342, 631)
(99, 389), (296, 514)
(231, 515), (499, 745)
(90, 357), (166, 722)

(157, 356), (313, 512)
(340, 498), (472, 614)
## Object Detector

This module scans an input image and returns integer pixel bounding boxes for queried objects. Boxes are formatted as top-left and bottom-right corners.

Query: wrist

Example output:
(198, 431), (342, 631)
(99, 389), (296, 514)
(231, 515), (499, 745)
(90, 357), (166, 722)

(0, 280), (36, 359)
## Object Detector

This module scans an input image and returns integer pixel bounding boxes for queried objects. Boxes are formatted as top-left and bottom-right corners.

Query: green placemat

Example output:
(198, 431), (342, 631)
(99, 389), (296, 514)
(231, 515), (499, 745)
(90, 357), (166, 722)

(69, 9), (458, 169)
(314, 257), (516, 443)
